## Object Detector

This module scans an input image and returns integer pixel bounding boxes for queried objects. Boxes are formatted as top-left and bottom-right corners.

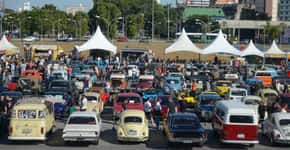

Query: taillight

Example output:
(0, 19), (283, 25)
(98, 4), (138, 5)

(41, 127), (44, 134)
(9, 127), (13, 135)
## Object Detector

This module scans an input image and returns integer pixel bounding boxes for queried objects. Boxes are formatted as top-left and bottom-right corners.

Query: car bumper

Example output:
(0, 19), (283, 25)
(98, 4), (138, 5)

(221, 140), (259, 144)
(63, 134), (98, 142)
(274, 139), (290, 144)
(118, 136), (148, 142)
(8, 136), (46, 141)
(168, 137), (206, 144)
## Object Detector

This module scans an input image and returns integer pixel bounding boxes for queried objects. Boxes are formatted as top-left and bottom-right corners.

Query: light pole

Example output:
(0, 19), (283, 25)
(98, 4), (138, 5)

(152, 0), (154, 41)
(167, 4), (170, 41)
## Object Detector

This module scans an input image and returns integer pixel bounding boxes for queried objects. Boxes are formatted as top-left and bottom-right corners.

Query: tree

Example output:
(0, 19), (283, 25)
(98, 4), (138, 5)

(264, 22), (282, 42)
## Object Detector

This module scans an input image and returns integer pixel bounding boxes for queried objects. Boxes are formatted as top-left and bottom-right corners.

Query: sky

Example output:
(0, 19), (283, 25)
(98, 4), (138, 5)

(6, 0), (94, 12)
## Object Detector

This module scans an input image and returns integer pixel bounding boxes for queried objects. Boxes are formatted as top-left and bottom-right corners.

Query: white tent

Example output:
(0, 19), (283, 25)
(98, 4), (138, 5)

(264, 40), (285, 56)
(165, 28), (202, 54)
(240, 40), (264, 57)
(0, 35), (18, 54)
(77, 26), (117, 54)
(202, 30), (240, 55)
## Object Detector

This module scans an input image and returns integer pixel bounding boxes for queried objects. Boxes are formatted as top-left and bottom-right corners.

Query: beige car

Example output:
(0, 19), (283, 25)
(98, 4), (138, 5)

(8, 97), (55, 141)
(84, 92), (104, 113)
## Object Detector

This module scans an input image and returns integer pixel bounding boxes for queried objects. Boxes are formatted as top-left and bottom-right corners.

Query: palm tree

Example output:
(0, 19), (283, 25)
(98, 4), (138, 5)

(264, 22), (282, 42)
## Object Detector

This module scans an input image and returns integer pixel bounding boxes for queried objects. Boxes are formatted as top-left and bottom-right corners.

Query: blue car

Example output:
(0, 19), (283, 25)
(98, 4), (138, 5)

(196, 93), (222, 121)
(44, 91), (71, 117)
(142, 89), (163, 101)
(164, 77), (183, 93)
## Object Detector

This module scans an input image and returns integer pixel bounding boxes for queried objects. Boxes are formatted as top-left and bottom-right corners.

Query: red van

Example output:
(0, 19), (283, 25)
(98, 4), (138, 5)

(212, 100), (259, 147)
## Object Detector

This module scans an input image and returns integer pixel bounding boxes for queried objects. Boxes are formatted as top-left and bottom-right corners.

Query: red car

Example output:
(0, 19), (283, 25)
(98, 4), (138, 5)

(116, 36), (128, 42)
(136, 75), (154, 90)
(113, 92), (144, 118)
(21, 69), (43, 81)
(279, 93), (290, 112)
(152, 95), (180, 119)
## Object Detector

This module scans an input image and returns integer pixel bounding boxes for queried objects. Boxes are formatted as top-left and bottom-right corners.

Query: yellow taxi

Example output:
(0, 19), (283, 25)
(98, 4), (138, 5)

(116, 110), (149, 142)
(84, 92), (104, 113)
(8, 97), (55, 141)
(214, 80), (232, 97)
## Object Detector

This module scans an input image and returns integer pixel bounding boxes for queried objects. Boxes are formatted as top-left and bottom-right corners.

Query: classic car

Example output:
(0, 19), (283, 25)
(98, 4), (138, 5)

(177, 91), (196, 106)
(21, 69), (42, 81)
(262, 112), (290, 145)
(48, 80), (79, 104)
(84, 92), (104, 113)
(113, 93), (144, 119)
(258, 88), (279, 119)
(136, 75), (154, 90)
(214, 80), (232, 97)
(167, 72), (185, 82)
(50, 69), (68, 80)
(44, 91), (71, 117)
(116, 110), (149, 142)
(196, 92), (222, 121)
(241, 96), (262, 120)
(164, 77), (183, 93)
(227, 88), (248, 101)
(163, 113), (207, 146)
(141, 88), (163, 101)
(110, 74), (128, 92)
(224, 73), (239, 81)
(63, 111), (101, 145)
(17, 77), (41, 94)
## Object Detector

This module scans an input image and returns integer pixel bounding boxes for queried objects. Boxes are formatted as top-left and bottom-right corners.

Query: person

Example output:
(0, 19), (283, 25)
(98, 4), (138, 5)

(281, 104), (288, 113)
(179, 95), (187, 112)
(167, 96), (178, 117)
(144, 99), (154, 126)
(80, 95), (88, 111)
(191, 80), (197, 97)
(122, 99), (128, 111)
(154, 98), (162, 130)
(69, 102), (77, 115)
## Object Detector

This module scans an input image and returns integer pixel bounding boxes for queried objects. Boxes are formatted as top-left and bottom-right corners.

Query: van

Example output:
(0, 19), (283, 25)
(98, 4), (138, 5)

(212, 100), (259, 147)
(8, 97), (55, 141)
(255, 70), (277, 87)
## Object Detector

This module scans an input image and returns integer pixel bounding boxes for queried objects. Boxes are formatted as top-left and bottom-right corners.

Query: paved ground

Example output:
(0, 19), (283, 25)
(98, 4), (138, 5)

(0, 106), (290, 150)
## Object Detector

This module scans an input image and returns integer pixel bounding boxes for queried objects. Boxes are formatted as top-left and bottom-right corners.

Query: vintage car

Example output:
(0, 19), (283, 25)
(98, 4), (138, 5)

(63, 111), (101, 145)
(262, 112), (290, 145)
(167, 72), (185, 82)
(164, 77), (183, 93)
(196, 92), (222, 121)
(113, 93), (144, 119)
(51, 69), (68, 80)
(214, 80), (232, 97)
(184, 65), (199, 80)
(141, 88), (163, 101)
(17, 77), (41, 94)
(84, 92), (104, 113)
(224, 73), (239, 81)
(177, 91), (196, 106)
(227, 88), (248, 101)
(8, 97), (55, 141)
(110, 74), (128, 92)
(44, 91), (71, 117)
(163, 113), (207, 146)
(21, 69), (42, 81)
(246, 78), (263, 89)
(255, 70), (277, 87)
(116, 110), (149, 142)
(136, 75), (154, 90)
(258, 88), (279, 119)
(48, 80), (80, 104)
(241, 96), (262, 120)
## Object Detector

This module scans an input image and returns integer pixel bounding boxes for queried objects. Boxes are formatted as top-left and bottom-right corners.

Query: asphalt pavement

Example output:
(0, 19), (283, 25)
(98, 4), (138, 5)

(0, 106), (290, 150)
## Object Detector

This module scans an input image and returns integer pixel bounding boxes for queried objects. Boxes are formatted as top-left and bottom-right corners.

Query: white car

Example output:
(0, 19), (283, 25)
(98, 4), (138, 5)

(262, 112), (290, 145)
(23, 36), (40, 42)
(228, 88), (248, 101)
(241, 96), (262, 119)
(63, 112), (102, 145)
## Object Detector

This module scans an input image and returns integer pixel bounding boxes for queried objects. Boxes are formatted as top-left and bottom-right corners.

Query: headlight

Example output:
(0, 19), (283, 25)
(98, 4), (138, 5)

(273, 129), (282, 139)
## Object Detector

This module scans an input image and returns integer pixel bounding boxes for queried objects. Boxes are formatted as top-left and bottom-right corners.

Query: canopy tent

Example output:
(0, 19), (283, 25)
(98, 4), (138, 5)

(202, 30), (240, 55)
(77, 26), (117, 54)
(165, 28), (202, 54)
(240, 40), (264, 57)
(0, 35), (18, 55)
(264, 40), (285, 56)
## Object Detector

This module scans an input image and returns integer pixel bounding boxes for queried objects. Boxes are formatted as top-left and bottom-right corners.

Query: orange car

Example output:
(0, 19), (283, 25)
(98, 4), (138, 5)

(255, 71), (273, 87)
(21, 69), (43, 81)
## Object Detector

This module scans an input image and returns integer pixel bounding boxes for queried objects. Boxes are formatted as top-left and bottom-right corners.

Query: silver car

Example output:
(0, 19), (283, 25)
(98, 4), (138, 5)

(262, 112), (290, 145)
(63, 112), (102, 145)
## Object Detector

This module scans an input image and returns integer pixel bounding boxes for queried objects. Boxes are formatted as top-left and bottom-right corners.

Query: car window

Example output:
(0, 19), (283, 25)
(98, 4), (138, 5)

(231, 90), (247, 96)
(117, 96), (140, 103)
(279, 119), (290, 126)
(264, 93), (277, 97)
(256, 72), (271, 76)
(172, 117), (200, 129)
(68, 116), (96, 125)
(85, 96), (98, 101)
(17, 110), (37, 119)
(230, 115), (253, 123)
(124, 117), (142, 123)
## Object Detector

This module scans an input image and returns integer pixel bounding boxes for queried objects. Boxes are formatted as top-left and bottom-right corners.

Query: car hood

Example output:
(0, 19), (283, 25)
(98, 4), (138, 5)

(64, 124), (98, 132)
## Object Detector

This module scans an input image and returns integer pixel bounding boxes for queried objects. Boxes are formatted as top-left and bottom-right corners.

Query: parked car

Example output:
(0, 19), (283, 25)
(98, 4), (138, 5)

(262, 112), (290, 145)
(196, 92), (222, 121)
(136, 75), (154, 90)
(116, 110), (149, 142)
(163, 113), (207, 146)
(227, 88), (248, 101)
(63, 111), (101, 145)
(23, 36), (40, 42)
(116, 36), (128, 42)
(214, 80), (232, 97)
(164, 77), (183, 93)
(44, 91), (71, 117)
(241, 96), (262, 120)
(84, 92), (104, 113)
(48, 80), (79, 104)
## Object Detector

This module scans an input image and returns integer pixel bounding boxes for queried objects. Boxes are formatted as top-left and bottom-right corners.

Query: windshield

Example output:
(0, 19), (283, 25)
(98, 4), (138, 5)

(117, 96), (140, 103)
(172, 117), (200, 129)
(92, 82), (106, 87)
(51, 82), (68, 88)
(256, 72), (271, 76)
(264, 93), (277, 97)
(68, 116), (96, 125)
(280, 119), (290, 126)
(124, 116), (142, 123)
(85, 96), (98, 101)
(17, 110), (37, 119)
(244, 99), (260, 105)
(200, 95), (221, 105)
(231, 90), (247, 96)
(230, 115), (254, 123)
(216, 81), (231, 86)
(166, 79), (179, 84)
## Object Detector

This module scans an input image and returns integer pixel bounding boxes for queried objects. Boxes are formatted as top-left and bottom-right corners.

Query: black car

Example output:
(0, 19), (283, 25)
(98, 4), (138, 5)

(163, 113), (207, 147)
(48, 80), (79, 104)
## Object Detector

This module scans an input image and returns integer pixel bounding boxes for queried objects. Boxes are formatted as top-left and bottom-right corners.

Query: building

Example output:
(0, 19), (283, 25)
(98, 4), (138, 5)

(183, 0), (211, 7)
(279, 0), (290, 21)
(255, 0), (278, 21)
(66, 3), (85, 16)
(23, 1), (31, 11)
(215, 0), (239, 5)
(255, 0), (265, 13)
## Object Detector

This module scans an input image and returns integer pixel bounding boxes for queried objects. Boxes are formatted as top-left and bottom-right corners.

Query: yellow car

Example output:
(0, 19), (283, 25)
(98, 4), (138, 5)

(84, 92), (104, 113)
(177, 91), (196, 105)
(214, 80), (232, 97)
(116, 110), (149, 142)
(8, 97), (55, 141)
(258, 88), (278, 107)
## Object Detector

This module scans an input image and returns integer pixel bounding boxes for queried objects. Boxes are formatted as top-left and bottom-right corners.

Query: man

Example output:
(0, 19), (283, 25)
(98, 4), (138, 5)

(167, 96), (178, 117)
(80, 95), (88, 111)
(144, 99), (154, 126)
(154, 98), (162, 129)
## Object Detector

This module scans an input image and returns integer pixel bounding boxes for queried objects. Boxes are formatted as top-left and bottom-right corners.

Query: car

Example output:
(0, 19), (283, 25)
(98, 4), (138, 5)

(136, 75), (154, 90)
(21, 69), (43, 81)
(227, 88), (248, 101)
(177, 91), (196, 106)
(163, 113), (207, 146)
(141, 88), (163, 101)
(110, 73), (128, 92)
(224, 73), (239, 81)
(258, 88), (279, 119)
(113, 93), (144, 119)
(127, 65), (140, 79)
(116, 110), (149, 142)
(23, 36), (40, 42)
(51, 69), (68, 80)
(167, 72), (185, 82)
(196, 92), (222, 121)
(84, 92), (104, 113)
(241, 96), (262, 120)
(48, 80), (79, 104)
(164, 77), (183, 93)
(214, 80), (232, 97)
(44, 91), (72, 117)
(116, 36), (128, 42)
(262, 112), (290, 145)
(63, 111), (101, 145)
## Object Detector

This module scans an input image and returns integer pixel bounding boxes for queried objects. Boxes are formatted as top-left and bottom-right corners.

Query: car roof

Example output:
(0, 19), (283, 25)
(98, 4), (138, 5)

(70, 111), (97, 117)
(121, 110), (145, 117)
(170, 112), (198, 118)
(118, 92), (141, 97)
(216, 100), (255, 114)
(243, 95), (261, 100)
(272, 112), (290, 120)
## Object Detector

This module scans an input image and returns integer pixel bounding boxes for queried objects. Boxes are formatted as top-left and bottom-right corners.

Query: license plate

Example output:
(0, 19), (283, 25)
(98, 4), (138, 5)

(128, 130), (137, 135)
(22, 129), (31, 134)
(183, 140), (192, 143)
(237, 134), (245, 139)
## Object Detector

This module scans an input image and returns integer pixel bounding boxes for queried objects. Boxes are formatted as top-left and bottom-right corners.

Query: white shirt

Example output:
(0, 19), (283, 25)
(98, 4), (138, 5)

(154, 101), (162, 111)
(144, 101), (152, 113)
(81, 97), (88, 110)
